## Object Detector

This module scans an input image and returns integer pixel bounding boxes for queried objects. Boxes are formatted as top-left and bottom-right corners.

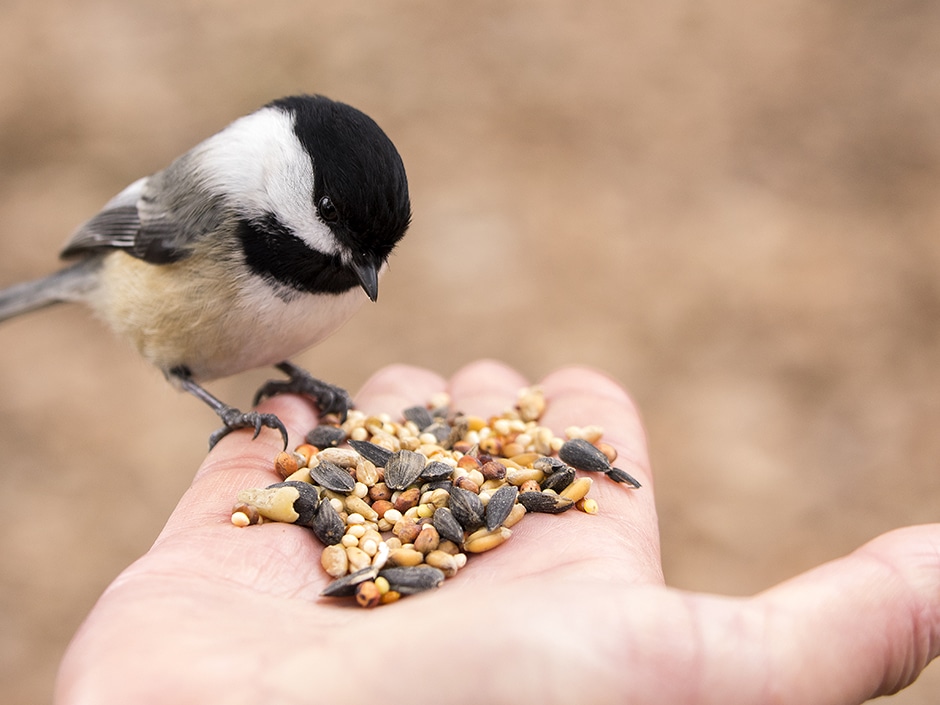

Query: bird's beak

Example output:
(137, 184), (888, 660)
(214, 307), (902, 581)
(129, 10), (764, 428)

(351, 259), (380, 302)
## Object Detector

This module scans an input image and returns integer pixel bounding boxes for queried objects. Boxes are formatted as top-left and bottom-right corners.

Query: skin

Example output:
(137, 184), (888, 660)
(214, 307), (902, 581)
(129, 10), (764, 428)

(55, 360), (940, 704)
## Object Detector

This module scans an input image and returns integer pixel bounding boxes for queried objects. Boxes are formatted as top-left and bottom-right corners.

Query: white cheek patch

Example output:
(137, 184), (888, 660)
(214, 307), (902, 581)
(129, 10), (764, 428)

(194, 107), (341, 255)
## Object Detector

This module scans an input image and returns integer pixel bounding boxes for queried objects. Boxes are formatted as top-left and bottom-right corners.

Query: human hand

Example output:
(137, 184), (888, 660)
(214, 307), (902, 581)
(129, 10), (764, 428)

(55, 360), (940, 704)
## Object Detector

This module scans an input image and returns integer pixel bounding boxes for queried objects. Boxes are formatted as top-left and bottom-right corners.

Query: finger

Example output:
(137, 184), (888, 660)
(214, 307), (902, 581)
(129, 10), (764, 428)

(159, 393), (317, 537)
(447, 358), (529, 417)
(169, 364), (446, 533)
(134, 394), (325, 597)
(442, 362), (663, 588)
(578, 526), (940, 704)
(354, 363), (447, 415)
(750, 524), (940, 701)
(539, 364), (652, 489)
(152, 366), (448, 557)
(538, 365), (662, 583)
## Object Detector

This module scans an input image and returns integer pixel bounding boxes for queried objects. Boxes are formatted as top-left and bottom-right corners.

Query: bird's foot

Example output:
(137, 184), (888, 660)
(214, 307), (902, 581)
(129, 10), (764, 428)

(170, 366), (291, 451)
(254, 361), (354, 420)
(208, 405), (290, 451)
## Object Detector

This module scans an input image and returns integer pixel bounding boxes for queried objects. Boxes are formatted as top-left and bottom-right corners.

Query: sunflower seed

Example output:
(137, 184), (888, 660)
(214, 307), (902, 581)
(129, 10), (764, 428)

(320, 565), (379, 597)
(518, 490), (575, 514)
(432, 506), (465, 544)
(428, 399), (449, 419)
(424, 479), (453, 492)
(384, 449), (426, 490)
(424, 421), (453, 444)
(484, 484), (518, 531)
(378, 565), (445, 595)
(540, 464), (576, 492)
(558, 438), (612, 473)
(419, 460), (454, 482)
(305, 424), (346, 449)
(607, 466), (642, 488)
(309, 460), (356, 493)
(447, 485), (485, 531)
(348, 439), (393, 468)
(311, 497), (346, 545)
(402, 405), (434, 430)
(533, 456), (568, 474)
(442, 416), (469, 450)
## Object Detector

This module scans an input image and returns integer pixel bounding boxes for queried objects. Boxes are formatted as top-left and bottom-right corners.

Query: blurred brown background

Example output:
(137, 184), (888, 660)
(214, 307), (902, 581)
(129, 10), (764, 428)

(1, 0), (939, 702)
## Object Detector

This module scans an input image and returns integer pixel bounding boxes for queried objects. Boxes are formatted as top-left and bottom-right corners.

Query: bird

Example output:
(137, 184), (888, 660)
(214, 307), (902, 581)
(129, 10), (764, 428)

(0, 94), (411, 449)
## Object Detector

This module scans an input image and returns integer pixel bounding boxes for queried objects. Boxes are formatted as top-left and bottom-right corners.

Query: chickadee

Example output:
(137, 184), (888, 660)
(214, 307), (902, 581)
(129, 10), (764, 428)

(0, 94), (411, 449)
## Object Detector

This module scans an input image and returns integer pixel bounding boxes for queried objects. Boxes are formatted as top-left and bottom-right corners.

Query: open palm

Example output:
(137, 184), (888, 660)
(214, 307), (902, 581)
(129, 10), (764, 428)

(56, 360), (940, 704)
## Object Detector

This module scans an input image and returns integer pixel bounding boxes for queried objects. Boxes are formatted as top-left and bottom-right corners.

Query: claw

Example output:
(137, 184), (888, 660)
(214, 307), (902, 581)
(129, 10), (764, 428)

(169, 366), (292, 451)
(252, 380), (289, 407)
(253, 361), (354, 421)
(207, 409), (290, 451)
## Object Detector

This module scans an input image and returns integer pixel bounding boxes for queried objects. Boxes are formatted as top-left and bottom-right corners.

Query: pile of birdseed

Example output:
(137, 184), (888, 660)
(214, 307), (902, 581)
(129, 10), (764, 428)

(231, 386), (641, 608)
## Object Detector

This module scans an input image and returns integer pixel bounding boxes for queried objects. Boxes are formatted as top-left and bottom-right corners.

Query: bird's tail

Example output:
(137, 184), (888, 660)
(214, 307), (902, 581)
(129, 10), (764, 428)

(0, 257), (102, 323)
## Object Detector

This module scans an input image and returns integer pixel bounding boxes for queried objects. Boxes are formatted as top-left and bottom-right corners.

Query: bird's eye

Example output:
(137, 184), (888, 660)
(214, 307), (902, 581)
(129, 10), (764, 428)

(317, 196), (339, 223)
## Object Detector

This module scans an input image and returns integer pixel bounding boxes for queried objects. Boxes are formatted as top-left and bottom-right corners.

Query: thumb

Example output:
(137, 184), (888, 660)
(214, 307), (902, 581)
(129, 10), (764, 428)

(755, 524), (940, 703)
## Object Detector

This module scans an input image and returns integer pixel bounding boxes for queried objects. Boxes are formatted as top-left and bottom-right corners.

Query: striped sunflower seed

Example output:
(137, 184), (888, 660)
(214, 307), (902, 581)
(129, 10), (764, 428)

(558, 438), (612, 473)
(484, 483), (518, 531)
(447, 485), (485, 531)
(442, 417), (469, 450)
(533, 456), (567, 474)
(310, 460), (357, 493)
(348, 439), (393, 468)
(378, 565), (445, 595)
(432, 506), (465, 544)
(402, 405), (434, 430)
(320, 565), (379, 597)
(420, 460), (454, 482)
(424, 479), (453, 492)
(384, 449), (426, 490)
(607, 466), (642, 488)
(311, 497), (346, 545)
(540, 464), (576, 492)
(518, 490), (575, 514)
(305, 425), (346, 449)
(424, 422), (453, 444)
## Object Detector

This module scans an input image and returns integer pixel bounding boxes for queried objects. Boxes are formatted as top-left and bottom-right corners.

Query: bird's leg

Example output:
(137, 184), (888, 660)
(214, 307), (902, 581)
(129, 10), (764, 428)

(253, 360), (354, 420)
(170, 367), (289, 451)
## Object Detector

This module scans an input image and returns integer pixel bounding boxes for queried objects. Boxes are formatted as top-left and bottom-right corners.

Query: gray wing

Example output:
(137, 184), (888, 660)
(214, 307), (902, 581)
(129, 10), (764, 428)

(60, 159), (228, 264)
